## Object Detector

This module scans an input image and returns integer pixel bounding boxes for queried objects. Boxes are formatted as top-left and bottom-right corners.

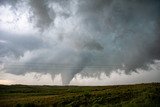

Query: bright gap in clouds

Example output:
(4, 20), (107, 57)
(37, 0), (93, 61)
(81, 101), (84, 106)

(0, 4), (35, 34)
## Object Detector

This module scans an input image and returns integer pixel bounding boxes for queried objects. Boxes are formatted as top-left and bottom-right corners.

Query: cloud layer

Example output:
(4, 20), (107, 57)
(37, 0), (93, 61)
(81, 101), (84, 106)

(0, 0), (160, 84)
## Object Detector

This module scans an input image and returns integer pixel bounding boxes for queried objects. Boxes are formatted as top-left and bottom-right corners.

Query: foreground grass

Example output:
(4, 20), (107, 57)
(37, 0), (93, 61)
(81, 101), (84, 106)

(0, 83), (160, 107)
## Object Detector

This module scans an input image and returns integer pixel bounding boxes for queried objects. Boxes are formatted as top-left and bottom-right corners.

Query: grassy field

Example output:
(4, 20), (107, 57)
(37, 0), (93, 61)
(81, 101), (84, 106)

(0, 83), (160, 107)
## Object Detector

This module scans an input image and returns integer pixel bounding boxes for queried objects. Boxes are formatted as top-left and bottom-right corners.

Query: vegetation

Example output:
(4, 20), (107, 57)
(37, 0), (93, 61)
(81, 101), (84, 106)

(0, 83), (160, 107)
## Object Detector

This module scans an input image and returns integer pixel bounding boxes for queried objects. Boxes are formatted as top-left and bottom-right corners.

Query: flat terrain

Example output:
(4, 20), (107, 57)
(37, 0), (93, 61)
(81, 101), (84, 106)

(0, 83), (160, 107)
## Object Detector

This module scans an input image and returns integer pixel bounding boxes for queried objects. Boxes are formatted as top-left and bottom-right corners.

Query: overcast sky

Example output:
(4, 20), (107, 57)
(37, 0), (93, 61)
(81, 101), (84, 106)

(0, 0), (160, 85)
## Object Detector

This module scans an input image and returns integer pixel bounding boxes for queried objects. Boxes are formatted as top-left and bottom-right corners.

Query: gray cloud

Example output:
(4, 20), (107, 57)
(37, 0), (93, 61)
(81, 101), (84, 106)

(0, 0), (160, 84)
(29, 0), (54, 31)
(0, 31), (45, 62)
(0, 0), (18, 6)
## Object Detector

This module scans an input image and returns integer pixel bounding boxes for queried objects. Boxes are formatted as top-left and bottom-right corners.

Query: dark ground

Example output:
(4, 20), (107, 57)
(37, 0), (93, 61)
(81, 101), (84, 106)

(0, 83), (160, 107)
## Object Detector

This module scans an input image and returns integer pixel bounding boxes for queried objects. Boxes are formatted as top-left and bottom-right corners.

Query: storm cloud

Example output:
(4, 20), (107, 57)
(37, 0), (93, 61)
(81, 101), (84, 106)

(0, 0), (160, 84)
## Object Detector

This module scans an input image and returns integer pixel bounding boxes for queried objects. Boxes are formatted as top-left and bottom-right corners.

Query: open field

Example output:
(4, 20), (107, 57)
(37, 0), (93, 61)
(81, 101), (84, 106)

(0, 83), (160, 107)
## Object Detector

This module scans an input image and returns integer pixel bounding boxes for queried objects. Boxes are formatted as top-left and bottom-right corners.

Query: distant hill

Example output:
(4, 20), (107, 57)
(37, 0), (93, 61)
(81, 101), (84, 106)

(0, 83), (160, 107)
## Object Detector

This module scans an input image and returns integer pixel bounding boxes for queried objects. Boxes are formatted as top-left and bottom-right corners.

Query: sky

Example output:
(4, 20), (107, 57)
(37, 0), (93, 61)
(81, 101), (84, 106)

(0, 0), (160, 85)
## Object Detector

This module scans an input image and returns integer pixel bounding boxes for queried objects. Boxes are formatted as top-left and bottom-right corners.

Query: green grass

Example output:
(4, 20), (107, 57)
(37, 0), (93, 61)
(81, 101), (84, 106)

(0, 83), (160, 107)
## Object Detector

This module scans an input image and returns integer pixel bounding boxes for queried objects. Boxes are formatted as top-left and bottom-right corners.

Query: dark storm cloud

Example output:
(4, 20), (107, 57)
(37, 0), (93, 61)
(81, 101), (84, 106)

(0, 0), (18, 6)
(0, 0), (160, 84)
(76, 0), (160, 72)
(29, 0), (54, 31)
(0, 31), (44, 58)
